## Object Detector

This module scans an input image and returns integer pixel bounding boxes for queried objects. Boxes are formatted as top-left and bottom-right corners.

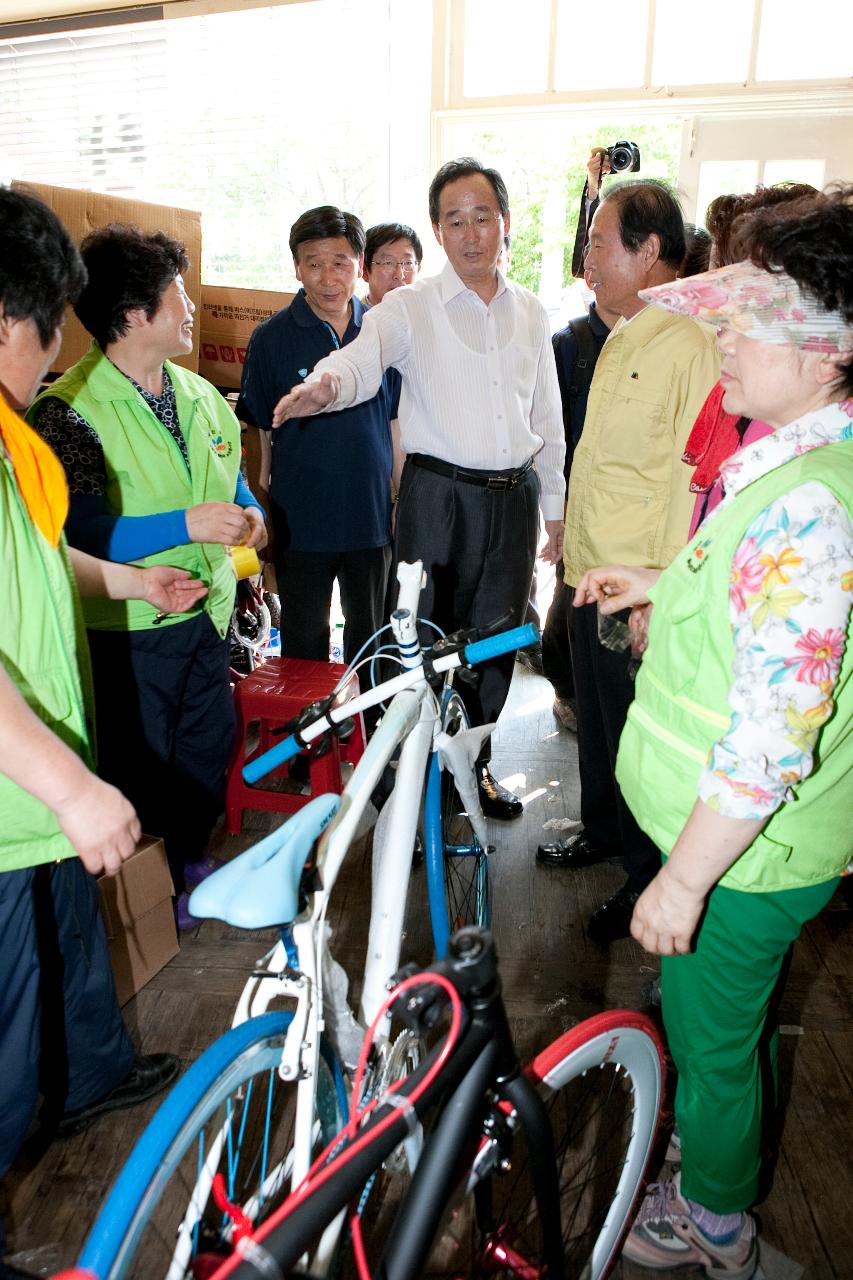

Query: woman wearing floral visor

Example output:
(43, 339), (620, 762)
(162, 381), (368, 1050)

(575, 189), (853, 1277)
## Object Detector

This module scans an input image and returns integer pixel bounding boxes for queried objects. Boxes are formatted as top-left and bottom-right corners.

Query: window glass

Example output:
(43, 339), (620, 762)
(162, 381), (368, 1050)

(757, 0), (853, 79)
(462, 0), (550, 97)
(762, 158), (826, 189)
(0, 0), (432, 291)
(653, 0), (752, 85)
(695, 159), (760, 227)
(440, 113), (681, 316)
(555, 0), (647, 90)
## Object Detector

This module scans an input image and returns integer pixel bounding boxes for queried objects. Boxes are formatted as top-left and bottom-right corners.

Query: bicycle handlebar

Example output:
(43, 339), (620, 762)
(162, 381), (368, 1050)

(243, 733), (302, 780)
(464, 622), (538, 666)
(242, 621), (540, 785)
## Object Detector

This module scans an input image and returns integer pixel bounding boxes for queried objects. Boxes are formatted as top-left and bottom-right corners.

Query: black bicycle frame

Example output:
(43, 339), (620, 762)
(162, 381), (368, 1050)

(228, 931), (567, 1280)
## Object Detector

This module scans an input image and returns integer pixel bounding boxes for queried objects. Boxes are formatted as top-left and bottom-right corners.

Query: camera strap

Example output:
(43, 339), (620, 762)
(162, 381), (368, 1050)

(570, 180), (600, 277)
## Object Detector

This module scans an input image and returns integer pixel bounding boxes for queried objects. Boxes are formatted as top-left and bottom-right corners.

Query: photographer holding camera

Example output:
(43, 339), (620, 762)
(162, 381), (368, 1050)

(537, 175), (720, 944)
(570, 143), (642, 277)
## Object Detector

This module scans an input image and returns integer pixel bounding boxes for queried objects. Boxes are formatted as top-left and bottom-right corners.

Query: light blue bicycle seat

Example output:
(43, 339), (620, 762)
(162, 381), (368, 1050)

(188, 793), (341, 929)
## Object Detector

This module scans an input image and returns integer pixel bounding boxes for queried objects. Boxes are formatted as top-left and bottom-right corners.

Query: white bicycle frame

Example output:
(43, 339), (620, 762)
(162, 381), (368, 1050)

(170, 562), (491, 1278)
(232, 560), (435, 1148)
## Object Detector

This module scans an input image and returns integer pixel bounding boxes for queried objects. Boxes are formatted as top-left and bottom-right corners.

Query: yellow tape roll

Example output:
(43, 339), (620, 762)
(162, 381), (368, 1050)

(228, 543), (262, 579)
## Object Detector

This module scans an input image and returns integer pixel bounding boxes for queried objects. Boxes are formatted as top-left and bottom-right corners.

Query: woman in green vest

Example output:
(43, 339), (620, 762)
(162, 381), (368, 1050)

(0, 187), (213, 1271)
(29, 226), (267, 928)
(575, 190), (853, 1277)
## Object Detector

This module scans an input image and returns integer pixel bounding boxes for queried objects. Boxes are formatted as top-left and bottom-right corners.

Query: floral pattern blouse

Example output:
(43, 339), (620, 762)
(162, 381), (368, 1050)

(698, 401), (853, 822)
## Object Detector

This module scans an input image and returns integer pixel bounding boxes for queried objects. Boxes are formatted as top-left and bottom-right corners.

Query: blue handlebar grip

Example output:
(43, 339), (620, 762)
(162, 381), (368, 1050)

(242, 734), (302, 784)
(464, 623), (540, 666)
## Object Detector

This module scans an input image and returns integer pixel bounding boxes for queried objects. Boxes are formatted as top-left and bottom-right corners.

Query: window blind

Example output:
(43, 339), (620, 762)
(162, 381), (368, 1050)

(0, 1), (431, 290)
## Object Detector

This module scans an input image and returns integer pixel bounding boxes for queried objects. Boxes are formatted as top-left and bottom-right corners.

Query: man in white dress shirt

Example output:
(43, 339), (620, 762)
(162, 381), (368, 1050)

(272, 158), (565, 819)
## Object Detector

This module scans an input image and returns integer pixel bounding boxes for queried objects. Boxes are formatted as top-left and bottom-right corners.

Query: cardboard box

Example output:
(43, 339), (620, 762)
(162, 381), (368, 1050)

(98, 835), (178, 1007)
(199, 284), (294, 390)
(11, 180), (202, 376)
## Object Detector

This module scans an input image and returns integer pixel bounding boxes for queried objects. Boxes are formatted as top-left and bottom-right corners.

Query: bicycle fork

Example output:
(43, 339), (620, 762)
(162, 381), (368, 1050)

(380, 931), (567, 1280)
(478, 1072), (567, 1280)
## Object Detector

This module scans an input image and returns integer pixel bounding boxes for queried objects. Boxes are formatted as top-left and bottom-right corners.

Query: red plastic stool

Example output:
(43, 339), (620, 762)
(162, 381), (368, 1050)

(225, 658), (366, 834)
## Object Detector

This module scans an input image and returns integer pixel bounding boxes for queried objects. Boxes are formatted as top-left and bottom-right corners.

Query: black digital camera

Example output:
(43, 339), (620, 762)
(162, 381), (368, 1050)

(605, 141), (641, 173)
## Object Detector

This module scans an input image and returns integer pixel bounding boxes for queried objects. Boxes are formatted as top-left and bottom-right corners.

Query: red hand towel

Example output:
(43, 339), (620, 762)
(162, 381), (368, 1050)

(683, 381), (744, 494)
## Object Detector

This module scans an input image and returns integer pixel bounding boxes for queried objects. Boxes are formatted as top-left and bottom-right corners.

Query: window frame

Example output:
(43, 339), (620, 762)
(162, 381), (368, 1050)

(433, 0), (853, 111)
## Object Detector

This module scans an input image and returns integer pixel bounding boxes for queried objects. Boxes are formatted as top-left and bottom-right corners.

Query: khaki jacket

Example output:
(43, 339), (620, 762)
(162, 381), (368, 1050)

(563, 305), (720, 585)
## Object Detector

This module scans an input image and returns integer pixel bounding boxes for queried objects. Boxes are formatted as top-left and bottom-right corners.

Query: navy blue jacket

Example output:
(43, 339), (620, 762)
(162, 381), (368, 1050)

(551, 301), (611, 482)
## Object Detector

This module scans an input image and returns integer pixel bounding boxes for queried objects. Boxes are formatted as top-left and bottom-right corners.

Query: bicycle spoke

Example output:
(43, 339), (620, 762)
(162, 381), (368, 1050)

(460, 1019), (661, 1280)
(81, 1018), (346, 1279)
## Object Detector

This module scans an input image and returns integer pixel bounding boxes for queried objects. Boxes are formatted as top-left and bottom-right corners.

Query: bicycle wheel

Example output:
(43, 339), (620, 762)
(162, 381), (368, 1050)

(79, 1012), (347, 1280)
(436, 1010), (663, 1280)
(424, 691), (491, 957)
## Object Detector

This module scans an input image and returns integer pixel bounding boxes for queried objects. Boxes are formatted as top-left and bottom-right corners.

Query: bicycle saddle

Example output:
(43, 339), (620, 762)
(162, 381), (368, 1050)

(188, 793), (341, 928)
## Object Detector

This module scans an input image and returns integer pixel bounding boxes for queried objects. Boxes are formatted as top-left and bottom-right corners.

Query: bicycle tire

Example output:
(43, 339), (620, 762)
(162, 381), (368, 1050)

(78, 1012), (346, 1280)
(424, 691), (491, 958)
(437, 1010), (663, 1280)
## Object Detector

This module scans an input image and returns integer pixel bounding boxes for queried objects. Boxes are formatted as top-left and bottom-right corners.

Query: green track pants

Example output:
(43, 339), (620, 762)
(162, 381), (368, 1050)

(661, 875), (838, 1213)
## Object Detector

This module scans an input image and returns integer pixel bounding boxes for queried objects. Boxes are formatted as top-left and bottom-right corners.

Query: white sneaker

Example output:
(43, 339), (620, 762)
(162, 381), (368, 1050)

(622, 1170), (758, 1278)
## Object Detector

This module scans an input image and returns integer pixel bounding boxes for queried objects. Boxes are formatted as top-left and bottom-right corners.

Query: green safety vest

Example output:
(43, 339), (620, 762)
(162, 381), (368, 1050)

(30, 344), (240, 637)
(616, 440), (853, 893)
(0, 448), (95, 872)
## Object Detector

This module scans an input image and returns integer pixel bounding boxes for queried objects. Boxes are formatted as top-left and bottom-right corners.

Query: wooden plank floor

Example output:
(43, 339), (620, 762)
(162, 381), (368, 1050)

(5, 667), (852, 1278)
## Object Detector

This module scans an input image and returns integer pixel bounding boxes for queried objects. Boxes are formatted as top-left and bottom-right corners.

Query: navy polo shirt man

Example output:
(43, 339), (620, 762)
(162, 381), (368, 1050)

(238, 206), (396, 666)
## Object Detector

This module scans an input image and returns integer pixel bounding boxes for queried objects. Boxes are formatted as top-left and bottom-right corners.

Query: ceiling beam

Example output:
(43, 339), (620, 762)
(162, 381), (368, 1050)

(0, 0), (314, 33)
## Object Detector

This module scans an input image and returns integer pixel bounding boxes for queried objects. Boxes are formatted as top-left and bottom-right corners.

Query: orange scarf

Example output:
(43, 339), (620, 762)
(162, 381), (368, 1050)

(0, 393), (68, 547)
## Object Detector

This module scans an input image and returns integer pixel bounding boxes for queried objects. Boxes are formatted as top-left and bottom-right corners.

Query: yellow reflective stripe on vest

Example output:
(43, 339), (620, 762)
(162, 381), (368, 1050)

(642, 664), (731, 733)
(628, 701), (710, 767)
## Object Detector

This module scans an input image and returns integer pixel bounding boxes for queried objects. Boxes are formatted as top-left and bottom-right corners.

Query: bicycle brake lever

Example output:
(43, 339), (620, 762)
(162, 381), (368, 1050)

(270, 694), (353, 756)
(426, 612), (515, 663)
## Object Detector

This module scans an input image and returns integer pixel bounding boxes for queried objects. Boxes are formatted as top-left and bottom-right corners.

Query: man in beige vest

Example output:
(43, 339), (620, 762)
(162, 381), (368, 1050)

(537, 179), (720, 943)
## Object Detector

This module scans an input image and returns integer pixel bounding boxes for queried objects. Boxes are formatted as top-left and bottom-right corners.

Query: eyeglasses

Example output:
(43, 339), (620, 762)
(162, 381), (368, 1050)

(439, 212), (502, 236)
(372, 257), (419, 274)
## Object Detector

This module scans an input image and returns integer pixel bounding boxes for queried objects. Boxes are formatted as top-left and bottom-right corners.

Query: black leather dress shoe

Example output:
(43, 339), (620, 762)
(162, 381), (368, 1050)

(56, 1053), (181, 1138)
(536, 831), (614, 868)
(588, 883), (641, 945)
(477, 765), (523, 820)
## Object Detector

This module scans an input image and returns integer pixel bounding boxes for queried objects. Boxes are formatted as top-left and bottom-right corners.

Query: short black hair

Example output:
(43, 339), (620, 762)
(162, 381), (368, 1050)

(681, 224), (712, 277)
(74, 224), (189, 349)
(428, 157), (509, 226)
(0, 185), (86, 349)
(748, 185), (853, 396)
(289, 207), (365, 261)
(364, 223), (423, 271)
(602, 180), (685, 270)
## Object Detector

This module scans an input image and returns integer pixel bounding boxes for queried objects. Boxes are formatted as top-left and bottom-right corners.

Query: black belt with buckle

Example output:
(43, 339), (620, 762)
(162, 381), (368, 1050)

(409, 453), (534, 491)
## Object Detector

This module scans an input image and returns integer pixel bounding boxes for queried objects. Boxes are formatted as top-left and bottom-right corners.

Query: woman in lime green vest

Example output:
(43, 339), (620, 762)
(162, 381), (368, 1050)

(575, 190), (853, 1277)
(29, 226), (267, 927)
(0, 187), (212, 1269)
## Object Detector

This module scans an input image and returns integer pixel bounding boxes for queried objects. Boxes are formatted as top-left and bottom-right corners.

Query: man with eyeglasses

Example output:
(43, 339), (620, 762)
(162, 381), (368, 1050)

(362, 222), (423, 308)
(271, 158), (565, 821)
(362, 223), (423, 514)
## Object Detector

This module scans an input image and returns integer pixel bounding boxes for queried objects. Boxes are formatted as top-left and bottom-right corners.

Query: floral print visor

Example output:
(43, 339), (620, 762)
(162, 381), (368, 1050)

(639, 259), (853, 355)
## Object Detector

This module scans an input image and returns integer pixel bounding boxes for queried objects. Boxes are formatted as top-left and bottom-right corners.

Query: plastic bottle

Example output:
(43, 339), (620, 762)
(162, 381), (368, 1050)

(329, 621), (344, 664)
